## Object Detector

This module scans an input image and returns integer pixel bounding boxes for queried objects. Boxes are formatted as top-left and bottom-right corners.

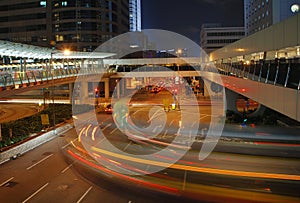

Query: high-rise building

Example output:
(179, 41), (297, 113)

(244, 0), (300, 36)
(0, 0), (129, 52)
(200, 24), (245, 54)
(129, 0), (141, 31)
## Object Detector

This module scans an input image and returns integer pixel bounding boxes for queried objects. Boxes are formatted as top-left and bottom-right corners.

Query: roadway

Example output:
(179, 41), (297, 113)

(1, 90), (300, 202)
(0, 103), (40, 123)
(0, 126), (164, 203)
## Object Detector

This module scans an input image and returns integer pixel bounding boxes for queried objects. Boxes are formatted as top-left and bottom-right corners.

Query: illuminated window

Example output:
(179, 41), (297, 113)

(40, 1), (46, 7)
(62, 1), (67, 6)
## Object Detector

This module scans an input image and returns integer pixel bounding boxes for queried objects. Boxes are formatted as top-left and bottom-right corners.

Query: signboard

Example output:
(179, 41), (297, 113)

(41, 114), (50, 125)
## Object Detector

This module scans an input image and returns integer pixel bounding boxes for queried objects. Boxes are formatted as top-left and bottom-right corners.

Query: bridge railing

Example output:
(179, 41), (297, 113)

(213, 60), (300, 90)
(0, 67), (104, 89)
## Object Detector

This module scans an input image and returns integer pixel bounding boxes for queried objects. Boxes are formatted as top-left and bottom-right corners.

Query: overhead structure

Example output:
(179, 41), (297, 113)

(0, 40), (115, 59)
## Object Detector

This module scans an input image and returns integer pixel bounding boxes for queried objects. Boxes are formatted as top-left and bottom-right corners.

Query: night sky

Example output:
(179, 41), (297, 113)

(141, 0), (244, 44)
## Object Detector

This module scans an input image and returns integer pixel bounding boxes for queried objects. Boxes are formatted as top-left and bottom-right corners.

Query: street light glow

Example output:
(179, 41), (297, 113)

(291, 4), (299, 13)
(63, 49), (71, 56)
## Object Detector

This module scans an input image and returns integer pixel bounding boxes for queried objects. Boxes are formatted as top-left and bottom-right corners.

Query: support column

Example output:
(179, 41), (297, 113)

(80, 81), (89, 104)
(103, 78), (110, 100)
(69, 83), (74, 104)
(116, 79), (120, 99)
(203, 79), (210, 98)
(225, 88), (239, 113)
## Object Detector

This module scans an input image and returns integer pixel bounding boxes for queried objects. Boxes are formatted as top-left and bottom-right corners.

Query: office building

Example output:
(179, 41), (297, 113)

(244, 0), (300, 36)
(129, 0), (141, 31)
(0, 0), (129, 52)
(200, 24), (245, 54)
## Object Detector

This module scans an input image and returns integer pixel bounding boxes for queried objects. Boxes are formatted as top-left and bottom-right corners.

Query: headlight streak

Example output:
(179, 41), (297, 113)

(91, 146), (300, 181)
(67, 149), (180, 194)
(67, 148), (300, 203)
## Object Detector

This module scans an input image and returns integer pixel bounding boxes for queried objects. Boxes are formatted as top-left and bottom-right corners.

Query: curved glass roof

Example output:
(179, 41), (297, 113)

(0, 40), (115, 59)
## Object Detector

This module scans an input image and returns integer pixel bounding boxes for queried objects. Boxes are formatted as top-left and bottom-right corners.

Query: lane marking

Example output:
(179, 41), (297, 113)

(123, 141), (132, 151)
(102, 123), (112, 131)
(109, 128), (118, 135)
(22, 182), (49, 203)
(76, 186), (93, 203)
(0, 177), (14, 187)
(192, 121), (197, 127)
(147, 109), (163, 123)
(61, 163), (74, 174)
(169, 119), (175, 127)
(26, 154), (53, 170)
(200, 115), (209, 120)
(62, 138), (78, 149)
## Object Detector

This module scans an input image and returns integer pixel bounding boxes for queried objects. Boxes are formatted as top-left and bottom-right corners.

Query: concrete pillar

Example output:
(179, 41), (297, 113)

(203, 79), (210, 98)
(69, 83), (74, 103)
(225, 88), (239, 113)
(116, 79), (120, 99)
(103, 78), (110, 99)
(119, 78), (123, 96)
(249, 104), (266, 117)
(80, 81), (88, 104)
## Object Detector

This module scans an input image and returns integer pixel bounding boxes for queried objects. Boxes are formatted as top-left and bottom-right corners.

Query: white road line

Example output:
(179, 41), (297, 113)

(0, 177), (14, 187)
(61, 163), (74, 174)
(62, 138), (78, 149)
(76, 186), (93, 203)
(101, 117), (111, 123)
(26, 154), (53, 170)
(169, 119), (175, 127)
(109, 128), (118, 135)
(123, 141), (132, 151)
(102, 123), (112, 131)
(147, 109), (163, 123)
(132, 107), (148, 116)
(22, 182), (49, 203)
(192, 121), (197, 127)
(200, 115), (209, 120)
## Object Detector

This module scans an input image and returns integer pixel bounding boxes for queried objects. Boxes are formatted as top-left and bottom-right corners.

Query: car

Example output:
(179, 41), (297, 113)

(104, 104), (113, 114)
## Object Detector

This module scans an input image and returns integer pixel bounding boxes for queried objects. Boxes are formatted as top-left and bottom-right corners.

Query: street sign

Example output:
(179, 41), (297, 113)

(41, 114), (50, 125)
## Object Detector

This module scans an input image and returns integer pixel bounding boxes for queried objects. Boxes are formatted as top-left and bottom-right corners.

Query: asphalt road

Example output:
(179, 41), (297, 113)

(0, 123), (166, 203)
(1, 90), (300, 202)
(0, 103), (39, 123)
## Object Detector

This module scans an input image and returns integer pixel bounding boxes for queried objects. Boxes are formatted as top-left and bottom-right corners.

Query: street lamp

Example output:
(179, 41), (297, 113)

(50, 47), (57, 134)
(50, 48), (71, 134)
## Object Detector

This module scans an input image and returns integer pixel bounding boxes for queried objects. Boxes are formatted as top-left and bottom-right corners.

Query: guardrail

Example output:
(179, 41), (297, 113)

(0, 67), (106, 91)
(214, 61), (300, 90)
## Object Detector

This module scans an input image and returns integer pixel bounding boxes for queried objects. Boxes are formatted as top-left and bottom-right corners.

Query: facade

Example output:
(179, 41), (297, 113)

(0, 0), (129, 52)
(244, 0), (300, 36)
(129, 0), (141, 31)
(200, 24), (245, 54)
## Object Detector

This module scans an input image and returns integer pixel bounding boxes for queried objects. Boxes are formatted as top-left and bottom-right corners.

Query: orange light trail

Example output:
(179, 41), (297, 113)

(91, 146), (300, 181)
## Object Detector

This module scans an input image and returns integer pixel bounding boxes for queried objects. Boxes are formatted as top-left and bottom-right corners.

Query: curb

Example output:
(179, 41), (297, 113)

(0, 123), (73, 165)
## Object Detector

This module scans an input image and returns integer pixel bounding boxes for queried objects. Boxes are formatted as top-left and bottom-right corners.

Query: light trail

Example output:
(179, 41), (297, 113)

(91, 147), (300, 181)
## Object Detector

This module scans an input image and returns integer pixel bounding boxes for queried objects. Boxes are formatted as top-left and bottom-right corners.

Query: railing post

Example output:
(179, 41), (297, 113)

(274, 61), (279, 85)
(265, 63), (270, 84)
(284, 61), (291, 87)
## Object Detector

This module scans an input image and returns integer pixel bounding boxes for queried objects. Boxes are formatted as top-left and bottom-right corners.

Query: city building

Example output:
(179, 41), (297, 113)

(200, 24), (245, 54)
(0, 0), (129, 52)
(129, 0), (141, 31)
(244, 0), (300, 36)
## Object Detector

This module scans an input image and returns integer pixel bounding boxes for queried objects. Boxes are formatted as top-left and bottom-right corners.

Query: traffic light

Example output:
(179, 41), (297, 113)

(95, 87), (99, 98)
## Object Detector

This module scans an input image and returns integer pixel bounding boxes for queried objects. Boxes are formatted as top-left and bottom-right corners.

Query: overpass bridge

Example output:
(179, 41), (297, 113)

(0, 55), (299, 122)
(0, 12), (300, 122)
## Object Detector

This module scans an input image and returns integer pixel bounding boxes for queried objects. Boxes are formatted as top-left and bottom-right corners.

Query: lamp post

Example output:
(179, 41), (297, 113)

(50, 48), (71, 134)
(50, 48), (57, 134)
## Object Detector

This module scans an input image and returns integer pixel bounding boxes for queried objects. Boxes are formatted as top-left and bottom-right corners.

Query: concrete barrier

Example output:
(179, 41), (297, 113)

(0, 123), (73, 165)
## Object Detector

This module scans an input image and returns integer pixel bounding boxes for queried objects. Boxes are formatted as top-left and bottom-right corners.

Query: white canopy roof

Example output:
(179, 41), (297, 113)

(0, 40), (115, 59)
